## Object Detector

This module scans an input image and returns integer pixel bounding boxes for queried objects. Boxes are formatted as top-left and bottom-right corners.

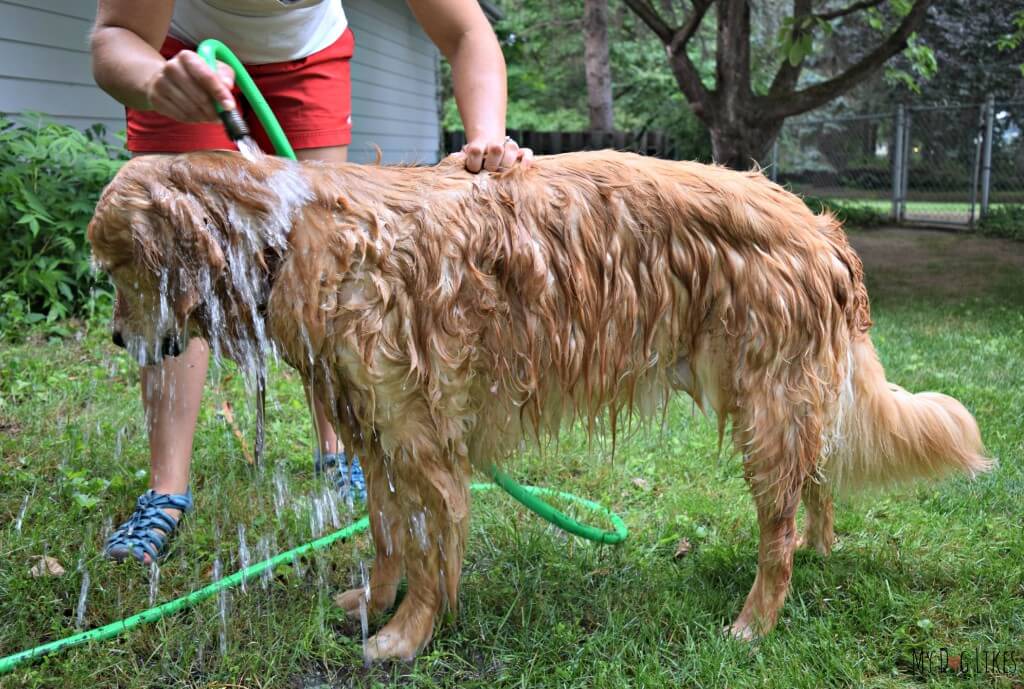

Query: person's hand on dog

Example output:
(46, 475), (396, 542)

(456, 135), (534, 173)
(144, 51), (236, 123)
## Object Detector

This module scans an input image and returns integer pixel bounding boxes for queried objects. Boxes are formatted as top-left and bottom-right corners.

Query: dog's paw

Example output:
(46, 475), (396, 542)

(795, 532), (835, 556)
(363, 629), (421, 662)
(724, 620), (760, 642)
(333, 587), (366, 617)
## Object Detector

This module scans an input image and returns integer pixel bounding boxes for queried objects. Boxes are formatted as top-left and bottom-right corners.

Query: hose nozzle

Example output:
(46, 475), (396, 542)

(219, 109), (250, 141)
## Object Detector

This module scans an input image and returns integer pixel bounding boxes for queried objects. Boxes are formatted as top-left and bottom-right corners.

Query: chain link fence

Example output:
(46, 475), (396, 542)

(771, 98), (1024, 229)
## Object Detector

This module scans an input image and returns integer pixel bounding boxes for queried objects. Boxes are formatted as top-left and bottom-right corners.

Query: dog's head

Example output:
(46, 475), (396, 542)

(88, 151), (311, 367)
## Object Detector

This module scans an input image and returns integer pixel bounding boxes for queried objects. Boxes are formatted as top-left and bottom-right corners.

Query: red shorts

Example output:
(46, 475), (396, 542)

(126, 28), (354, 153)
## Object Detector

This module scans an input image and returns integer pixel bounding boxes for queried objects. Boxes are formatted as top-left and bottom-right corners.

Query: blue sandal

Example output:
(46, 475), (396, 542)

(104, 489), (193, 563)
(314, 450), (367, 502)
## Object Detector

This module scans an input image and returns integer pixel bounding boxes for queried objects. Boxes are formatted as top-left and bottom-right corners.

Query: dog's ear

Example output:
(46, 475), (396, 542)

(148, 182), (227, 273)
(87, 185), (138, 272)
(143, 182), (228, 323)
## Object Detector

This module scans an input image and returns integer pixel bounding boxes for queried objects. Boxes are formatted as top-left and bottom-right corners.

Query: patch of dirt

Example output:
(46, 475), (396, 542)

(847, 227), (1024, 303)
(0, 416), (21, 437)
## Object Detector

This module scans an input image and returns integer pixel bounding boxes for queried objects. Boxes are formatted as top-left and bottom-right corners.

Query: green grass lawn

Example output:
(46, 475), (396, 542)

(1, 229), (1023, 688)
(827, 199), (1008, 220)
(791, 187), (1023, 222)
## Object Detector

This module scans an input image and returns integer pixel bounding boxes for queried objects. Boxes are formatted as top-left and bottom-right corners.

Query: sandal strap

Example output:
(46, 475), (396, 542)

(333, 453), (367, 501)
(313, 449), (341, 473)
(105, 489), (192, 562)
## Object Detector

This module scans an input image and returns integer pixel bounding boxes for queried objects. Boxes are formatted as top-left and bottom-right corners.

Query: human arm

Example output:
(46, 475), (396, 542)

(91, 0), (235, 122)
(406, 0), (532, 172)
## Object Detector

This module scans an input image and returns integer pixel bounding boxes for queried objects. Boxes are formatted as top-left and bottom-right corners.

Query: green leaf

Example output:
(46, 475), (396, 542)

(73, 492), (99, 510)
(891, 0), (913, 17)
(20, 188), (53, 222)
(866, 7), (884, 30)
(799, 32), (813, 56)
(788, 41), (804, 67)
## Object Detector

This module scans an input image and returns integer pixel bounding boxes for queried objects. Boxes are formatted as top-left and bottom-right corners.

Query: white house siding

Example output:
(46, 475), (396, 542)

(0, 0), (440, 163)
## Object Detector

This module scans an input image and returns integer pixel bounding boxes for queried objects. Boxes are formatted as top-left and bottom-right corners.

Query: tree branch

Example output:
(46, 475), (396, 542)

(623, 0), (715, 120)
(668, 0), (712, 55)
(764, 0), (932, 118)
(814, 0), (887, 22)
(621, 0), (674, 43)
(768, 0), (812, 97)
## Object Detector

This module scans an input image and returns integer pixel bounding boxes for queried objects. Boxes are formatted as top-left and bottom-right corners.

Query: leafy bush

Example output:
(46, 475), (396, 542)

(803, 196), (888, 228)
(0, 115), (127, 338)
(838, 166), (890, 190)
(978, 205), (1024, 241)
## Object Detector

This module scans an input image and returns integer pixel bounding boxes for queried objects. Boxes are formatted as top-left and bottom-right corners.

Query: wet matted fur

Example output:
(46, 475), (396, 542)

(88, 150), (991, 661)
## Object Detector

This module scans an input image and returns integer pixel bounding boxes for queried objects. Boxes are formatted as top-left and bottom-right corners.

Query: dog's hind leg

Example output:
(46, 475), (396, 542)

(335, 447), (405, 617)
(728, 399), (823, 640)
(363, 448), (470, 662)
(796, 477), (835, 556)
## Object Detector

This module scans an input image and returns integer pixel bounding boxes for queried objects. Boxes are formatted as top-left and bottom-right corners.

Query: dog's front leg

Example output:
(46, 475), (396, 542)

(336, 448), (405, 617)
(364, 449), (470, 662)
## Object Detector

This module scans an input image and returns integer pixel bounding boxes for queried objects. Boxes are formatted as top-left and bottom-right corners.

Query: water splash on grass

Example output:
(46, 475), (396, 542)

(14, 494), (29, 533)
(213, 556), (228, 657)
(75, 567), (90, 630)
(148, 561), (160, 606)
(237, 525), (251, 594)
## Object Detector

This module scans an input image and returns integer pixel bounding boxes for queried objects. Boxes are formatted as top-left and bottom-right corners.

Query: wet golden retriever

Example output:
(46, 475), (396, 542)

(88, 150), (989, 661)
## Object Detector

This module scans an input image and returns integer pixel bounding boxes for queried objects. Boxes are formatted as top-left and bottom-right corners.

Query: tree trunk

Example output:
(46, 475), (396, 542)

(622, 0), (932, 170)
(583, 0), (614, 132)
(707, 119), (782, 170)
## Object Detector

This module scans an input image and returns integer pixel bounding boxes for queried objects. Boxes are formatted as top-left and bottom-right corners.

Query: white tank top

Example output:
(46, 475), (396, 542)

(169, 0), (347, 64)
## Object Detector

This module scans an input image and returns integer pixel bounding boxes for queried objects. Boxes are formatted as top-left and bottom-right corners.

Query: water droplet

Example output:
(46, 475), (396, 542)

(358, 594), (369, 666)
(213, 556), (228, 657)
(75, 568), (90, 629)
(148, 561), (160, 606)
(237, 524), (250, 594)
(258, 537), (272, 590)
(14, 494), (30, 533)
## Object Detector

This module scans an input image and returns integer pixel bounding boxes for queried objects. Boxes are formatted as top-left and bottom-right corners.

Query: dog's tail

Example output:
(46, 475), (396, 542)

(825, 335), (992, 491)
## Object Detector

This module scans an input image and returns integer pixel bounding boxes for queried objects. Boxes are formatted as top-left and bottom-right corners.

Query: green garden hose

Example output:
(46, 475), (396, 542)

(0, 39), (628, 677)
(0, 515), (368, 675)
(0, 476), (624, 675)
(196, 39), (296, 160)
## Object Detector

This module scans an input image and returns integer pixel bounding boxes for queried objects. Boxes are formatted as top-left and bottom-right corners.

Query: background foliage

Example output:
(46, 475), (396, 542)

(0, 116), (126, 339)
(978, 204), (1024, 242)
(441, 1), (714, 161)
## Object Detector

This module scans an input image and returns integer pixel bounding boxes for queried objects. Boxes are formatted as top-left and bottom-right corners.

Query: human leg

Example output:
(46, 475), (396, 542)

(106, 337), (209, 563)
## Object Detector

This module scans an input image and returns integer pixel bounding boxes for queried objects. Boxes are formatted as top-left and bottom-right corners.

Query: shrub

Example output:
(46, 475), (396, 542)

(803, 196), (888, 228)
(838, 166), (890, 190)
(978, 205), (1024, 241)
(0, 115), (127, 339)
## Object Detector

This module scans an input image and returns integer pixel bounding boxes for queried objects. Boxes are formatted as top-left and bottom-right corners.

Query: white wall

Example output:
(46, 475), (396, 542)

(0, 0), (441, 163)
(346, 0), (441, 163)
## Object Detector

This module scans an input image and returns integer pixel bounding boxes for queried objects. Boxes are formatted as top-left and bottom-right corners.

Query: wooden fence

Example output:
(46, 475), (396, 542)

(443, 129), (677, 159)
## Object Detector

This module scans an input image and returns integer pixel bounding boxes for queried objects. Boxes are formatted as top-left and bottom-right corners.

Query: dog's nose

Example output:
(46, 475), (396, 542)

(111, 331), (126, 349)
(161, 336), (183, 358)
